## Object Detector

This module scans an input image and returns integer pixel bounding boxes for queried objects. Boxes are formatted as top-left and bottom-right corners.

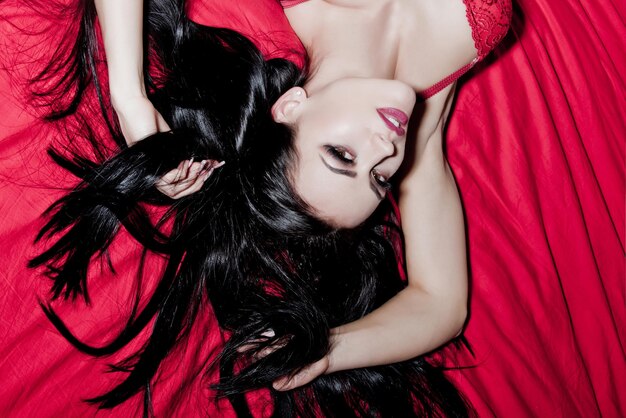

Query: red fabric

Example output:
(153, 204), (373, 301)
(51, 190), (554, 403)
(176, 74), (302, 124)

(0, 0), (624, 418)
(187, 0), (305, 68)
(463, 0), (513, 60)
(441, 0), (626, 416)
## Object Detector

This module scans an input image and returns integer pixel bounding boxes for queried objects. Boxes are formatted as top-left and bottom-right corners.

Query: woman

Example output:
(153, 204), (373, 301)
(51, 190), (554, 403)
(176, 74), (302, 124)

(2, 0), (623, 417)
(148, 0), (510, 389)
(88, 0), (504, 385)
(104, 0), (510, 384)
(16, 0), (476, 415)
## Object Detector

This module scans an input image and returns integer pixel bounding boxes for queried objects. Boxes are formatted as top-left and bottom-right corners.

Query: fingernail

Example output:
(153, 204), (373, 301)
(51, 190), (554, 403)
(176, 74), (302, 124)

(206, 160), (224, 171)
(262, 329), (275, 338)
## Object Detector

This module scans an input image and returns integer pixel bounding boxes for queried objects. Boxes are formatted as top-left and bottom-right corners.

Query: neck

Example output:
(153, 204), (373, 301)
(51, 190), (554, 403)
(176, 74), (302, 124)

(304, 54), (382, 95)
(286, 0), (401, 94)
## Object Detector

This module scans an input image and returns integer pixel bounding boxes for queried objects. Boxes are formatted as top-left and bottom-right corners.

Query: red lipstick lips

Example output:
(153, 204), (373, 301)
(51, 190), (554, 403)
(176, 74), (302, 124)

(376, 107), (409, 136)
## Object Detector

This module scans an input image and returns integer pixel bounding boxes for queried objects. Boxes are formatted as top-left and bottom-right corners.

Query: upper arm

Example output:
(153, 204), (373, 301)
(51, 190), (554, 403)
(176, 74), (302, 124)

(395, 83), (467, 302)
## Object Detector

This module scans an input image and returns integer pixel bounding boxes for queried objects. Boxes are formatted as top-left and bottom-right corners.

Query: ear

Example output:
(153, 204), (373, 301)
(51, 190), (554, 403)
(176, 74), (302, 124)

(271, 87), (307, 124)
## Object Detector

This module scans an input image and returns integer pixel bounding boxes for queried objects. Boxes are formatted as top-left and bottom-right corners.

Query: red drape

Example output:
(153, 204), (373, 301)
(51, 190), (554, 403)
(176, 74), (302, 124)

(0, 0), (623, 416)
(443, 1), (625, 416)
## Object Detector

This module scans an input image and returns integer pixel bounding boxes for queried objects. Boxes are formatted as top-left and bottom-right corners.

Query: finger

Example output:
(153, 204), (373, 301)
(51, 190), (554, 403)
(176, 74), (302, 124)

(172, 160), (201, 187)
(155, 183), (178, 198)
(236, 330), (277, 353)
(161, 160), (191, 186)
(156, 161), (199, 198)
(272, 357), (328, 391)
(236, 329), (278, 355)
(261, 329), (276, 338)
(273, 376), (290, 391)
(169, 171), (207, 199)
(155, 173), (180, 190)
(157, 180), (196, 199)
(187, 166), (210, 190)
(156, 169), (186, 190)
(251, 343), (282, 361)
(192, 160), (225, 185)
(167, 163), (205, 198)
(273, 369), (311, 392)
(273, 373), (301, 391)
(158, 160), (188, 184)
(209, 160), (226, 170)
(182, 158), (194, 180)
(201, 160), (226, 182)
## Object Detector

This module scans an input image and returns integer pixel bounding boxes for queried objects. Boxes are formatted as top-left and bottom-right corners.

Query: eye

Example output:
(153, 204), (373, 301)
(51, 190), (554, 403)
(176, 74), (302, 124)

(372, 169), (392, 190)
(324, 145), (355, 164)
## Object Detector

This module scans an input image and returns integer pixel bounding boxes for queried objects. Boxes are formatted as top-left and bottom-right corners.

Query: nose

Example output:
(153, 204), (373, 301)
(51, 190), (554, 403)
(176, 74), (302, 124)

(373, 134), (396, 158)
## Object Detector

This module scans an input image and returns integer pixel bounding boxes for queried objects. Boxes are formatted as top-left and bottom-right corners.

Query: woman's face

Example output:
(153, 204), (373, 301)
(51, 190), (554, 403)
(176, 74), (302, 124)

(272, 78), (416, 228)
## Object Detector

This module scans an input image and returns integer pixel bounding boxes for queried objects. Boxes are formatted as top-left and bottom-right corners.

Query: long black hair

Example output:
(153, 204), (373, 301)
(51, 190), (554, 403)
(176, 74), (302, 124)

(26, 0), (470, 416)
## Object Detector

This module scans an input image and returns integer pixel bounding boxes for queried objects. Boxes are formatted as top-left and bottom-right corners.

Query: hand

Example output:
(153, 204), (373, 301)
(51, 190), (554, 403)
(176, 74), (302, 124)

(156, 159), (225, 199)
(112, 95), (170, 146)
(113, 94), (225, 199)
(236, 330), (330, 391)
(272, 355), (330, 391)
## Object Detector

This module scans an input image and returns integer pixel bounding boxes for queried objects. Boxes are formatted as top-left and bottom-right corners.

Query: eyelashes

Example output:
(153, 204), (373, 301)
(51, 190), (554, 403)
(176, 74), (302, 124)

(372, 170), (392, 190)
(324, 145), (355, 163)
(324, 145), (392, 190)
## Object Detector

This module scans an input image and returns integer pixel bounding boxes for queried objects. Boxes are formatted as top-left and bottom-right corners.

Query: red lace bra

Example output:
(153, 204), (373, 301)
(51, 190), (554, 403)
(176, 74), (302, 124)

(280, 0), (512, 99)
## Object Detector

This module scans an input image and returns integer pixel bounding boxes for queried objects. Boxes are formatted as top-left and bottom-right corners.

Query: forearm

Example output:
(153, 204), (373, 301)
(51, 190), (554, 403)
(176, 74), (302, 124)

(328, 288), (464, 373)
(327, 146), (467, 373)
(94, 0), (146, 103)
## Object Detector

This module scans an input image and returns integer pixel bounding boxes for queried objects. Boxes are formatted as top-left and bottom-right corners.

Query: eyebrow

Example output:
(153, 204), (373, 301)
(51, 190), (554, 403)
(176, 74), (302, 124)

(319, 155), (384, 200)
(319, 155), (356, 177)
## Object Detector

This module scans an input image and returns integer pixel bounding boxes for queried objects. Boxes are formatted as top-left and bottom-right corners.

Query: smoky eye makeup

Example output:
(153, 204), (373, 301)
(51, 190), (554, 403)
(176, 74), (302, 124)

(371, 170), (392, 190)
(319, 146), (391, 199)
(319, 155), (357, 177)
(323, 145), (355, 165)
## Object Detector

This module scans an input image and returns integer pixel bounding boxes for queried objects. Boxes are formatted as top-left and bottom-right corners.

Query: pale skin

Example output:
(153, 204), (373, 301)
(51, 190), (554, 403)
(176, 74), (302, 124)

(96, 0), (212, 197)
(96, 0), (475, 391)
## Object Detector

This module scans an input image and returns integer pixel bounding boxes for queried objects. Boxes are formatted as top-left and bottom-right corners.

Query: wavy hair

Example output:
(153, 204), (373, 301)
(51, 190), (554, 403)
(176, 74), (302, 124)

(27, 0), (470, 416)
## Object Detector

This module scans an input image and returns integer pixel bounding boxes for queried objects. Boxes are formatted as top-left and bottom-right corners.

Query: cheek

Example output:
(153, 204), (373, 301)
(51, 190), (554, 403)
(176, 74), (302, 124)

(291, 152), (382, 227)
(297, 180), (380, 228)
(307, 109), (364, 143)
(293, 180), (358, 225)
(332, 197), (380, 228)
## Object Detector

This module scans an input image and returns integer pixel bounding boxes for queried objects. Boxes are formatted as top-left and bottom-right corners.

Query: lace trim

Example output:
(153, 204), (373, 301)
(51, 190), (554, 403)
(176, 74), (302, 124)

(462, 0), (513, 60)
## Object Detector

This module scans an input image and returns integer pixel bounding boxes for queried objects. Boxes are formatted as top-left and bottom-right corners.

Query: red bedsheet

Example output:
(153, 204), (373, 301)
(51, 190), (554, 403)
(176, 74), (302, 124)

(0, 0), (623, 416)
(443, 2), (625, 416)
